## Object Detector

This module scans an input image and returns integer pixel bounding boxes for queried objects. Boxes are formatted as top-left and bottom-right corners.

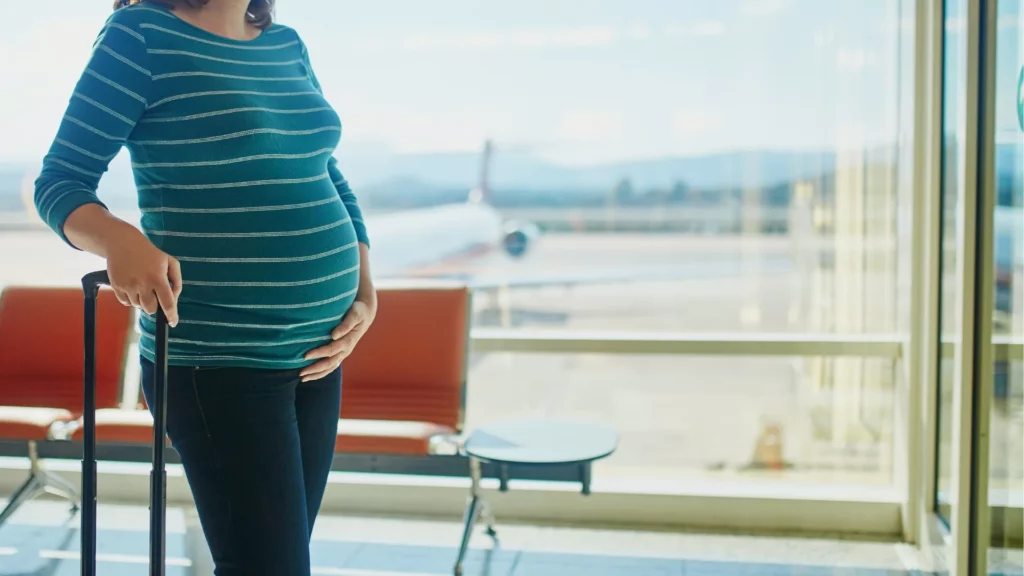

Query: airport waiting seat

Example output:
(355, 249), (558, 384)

(0, 281), (469, 509)
(0, 285), (133, 526)
(67, 284), (472, 457)
(336, 284), (470, 455)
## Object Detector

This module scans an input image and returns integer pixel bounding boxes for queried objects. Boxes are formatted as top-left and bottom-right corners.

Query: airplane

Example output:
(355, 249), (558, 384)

(358, 140), (543, 280)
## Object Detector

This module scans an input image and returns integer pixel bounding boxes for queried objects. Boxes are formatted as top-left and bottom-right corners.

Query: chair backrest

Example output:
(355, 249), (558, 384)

(0, 286), (132, 412)
(341, 283), (471, 432)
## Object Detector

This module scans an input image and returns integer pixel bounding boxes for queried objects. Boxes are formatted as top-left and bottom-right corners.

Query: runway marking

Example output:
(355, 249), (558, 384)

(39, 549), (192, 567)
(0, 547), (16, 555)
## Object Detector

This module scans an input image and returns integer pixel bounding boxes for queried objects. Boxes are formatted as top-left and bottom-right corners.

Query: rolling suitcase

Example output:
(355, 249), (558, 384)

(82, 270), (169, 576)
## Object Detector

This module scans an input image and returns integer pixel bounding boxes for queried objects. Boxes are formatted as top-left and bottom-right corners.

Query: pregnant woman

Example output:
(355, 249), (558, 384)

(34, 0), (375, 573)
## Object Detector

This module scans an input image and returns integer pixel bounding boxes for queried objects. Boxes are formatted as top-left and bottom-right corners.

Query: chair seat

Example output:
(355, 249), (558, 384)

(60, 412), (454, 454)
(70, 409), (165, 445)
(0, 407), (75, 440)
(336, 419), (455, 455)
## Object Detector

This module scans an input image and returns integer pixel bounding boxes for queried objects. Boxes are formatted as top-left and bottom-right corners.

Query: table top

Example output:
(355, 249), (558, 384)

(463, 418), (618, 465)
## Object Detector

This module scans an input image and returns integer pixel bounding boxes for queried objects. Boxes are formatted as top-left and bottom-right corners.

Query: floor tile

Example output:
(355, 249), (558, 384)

(0, 500), (943, 576)
(310, 540), (365, 569)
(343, 542), (518, 575)
(512, 551), (683, 576)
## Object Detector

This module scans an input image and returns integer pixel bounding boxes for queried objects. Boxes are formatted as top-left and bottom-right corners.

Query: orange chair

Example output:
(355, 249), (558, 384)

(0, 285), (133, 525)
(68, 283), (472, 457)
(337, 283), (471, 455)
(0, 282), (470, 512)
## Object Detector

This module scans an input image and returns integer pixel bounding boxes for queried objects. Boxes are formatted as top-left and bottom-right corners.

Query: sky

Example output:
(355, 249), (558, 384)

(0, 0), (1016, 167)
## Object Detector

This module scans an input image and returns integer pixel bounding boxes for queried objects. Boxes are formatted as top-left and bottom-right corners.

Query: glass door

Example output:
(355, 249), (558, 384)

(930, 1), (1020, 572)
(974, 0), (1023, 573)
(933, 0), (987, 572)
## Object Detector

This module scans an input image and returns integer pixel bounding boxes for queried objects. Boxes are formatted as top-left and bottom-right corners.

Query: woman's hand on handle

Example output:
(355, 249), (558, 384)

(64, 204), (181, 327)
(106, 237), (182, 328)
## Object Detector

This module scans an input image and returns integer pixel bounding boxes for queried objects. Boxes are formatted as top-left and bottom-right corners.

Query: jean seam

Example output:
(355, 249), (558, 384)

(189, 368), (234, 530)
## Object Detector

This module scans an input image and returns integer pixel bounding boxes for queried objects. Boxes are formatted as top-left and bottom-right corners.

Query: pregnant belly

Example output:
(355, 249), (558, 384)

(140, 196), (362, 366)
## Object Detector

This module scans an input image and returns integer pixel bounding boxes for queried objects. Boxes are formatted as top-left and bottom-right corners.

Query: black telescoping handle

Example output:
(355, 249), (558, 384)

(82, 271), (168, 576)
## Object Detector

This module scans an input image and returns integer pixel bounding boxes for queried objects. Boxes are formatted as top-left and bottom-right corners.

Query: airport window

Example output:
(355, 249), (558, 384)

(0, 0), (919, 493)
(281, 0), (919, 488)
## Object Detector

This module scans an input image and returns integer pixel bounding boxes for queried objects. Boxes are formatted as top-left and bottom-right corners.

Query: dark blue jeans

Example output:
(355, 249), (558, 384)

(141, 359), (341, 576)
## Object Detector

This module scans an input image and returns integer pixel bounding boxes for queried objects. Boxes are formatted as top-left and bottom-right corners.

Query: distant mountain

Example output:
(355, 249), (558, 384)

(0, 141), (1019, 213)
(341, 148), (840, 192)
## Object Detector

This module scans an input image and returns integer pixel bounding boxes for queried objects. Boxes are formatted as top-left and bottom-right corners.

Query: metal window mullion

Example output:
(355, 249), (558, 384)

(968, 0), (999, 572)
(948, 0), (984, 572)
(906, 0), (946, 546)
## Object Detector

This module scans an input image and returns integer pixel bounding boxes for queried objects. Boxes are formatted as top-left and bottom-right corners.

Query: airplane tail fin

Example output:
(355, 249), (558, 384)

(468, 139), (493, 204)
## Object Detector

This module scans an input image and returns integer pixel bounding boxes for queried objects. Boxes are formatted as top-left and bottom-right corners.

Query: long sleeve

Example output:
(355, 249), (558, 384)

(298, 35), (370, 247)
(34, 11), (152, 247)
(326, 157), (369, 247)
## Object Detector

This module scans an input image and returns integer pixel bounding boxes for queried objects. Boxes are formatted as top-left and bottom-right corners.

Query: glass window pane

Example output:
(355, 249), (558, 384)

(467, 353), (897, 486)
(278, 0), (908, 337)
(987, 0), (1023, 572)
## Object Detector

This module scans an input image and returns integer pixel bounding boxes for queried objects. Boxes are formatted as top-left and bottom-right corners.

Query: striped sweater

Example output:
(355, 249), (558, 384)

(34, 2), (368, 369)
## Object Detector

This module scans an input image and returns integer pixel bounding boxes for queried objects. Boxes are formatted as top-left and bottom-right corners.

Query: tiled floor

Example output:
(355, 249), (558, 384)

(0, 499), (1010, 575)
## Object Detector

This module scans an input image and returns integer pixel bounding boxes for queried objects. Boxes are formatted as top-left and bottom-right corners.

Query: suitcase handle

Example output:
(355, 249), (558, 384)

(82, 270), (168, 576)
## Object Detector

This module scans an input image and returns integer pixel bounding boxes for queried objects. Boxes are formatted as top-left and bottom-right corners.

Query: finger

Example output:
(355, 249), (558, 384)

(301, 368), (336, 382)
(113, 289), (132, 307)
(302, 359), (341, 382)
(305, 332), (361, 361)
(305, 337), (351, 360)
(304, 341), (337, 361)
(300, 356), (339, 378)
(127, 291), (144, 310)
(139, 290), (159, 316)
(154, 276), (179, 328)
(168, 258), (183, 299)
(331, 314), (362, 340)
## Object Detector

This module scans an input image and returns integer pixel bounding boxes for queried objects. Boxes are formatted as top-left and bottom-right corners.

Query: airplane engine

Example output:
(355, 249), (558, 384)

(501, 221), (540, 258)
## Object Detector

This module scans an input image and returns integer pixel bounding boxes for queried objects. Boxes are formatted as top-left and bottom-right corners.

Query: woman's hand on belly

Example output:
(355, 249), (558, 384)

(301, 243), (377, 382)
(300, 293), (377, 382)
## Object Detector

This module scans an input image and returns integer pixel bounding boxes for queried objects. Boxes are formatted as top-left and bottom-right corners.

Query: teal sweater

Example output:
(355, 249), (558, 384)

(34, 2), (368, 369)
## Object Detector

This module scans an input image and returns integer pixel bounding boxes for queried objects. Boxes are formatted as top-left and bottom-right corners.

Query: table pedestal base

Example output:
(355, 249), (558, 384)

(454, 457), (497, 576)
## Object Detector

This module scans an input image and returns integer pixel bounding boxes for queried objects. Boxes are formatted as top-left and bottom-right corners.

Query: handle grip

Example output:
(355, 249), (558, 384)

(82, 270), (110, 295)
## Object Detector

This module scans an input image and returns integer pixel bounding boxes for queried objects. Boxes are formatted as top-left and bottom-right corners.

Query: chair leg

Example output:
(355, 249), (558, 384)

(29, 440), (80, 513)
(0, 441), (80, 528)
(39, 469), (81, 512)
(0, 472), (44, 527)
